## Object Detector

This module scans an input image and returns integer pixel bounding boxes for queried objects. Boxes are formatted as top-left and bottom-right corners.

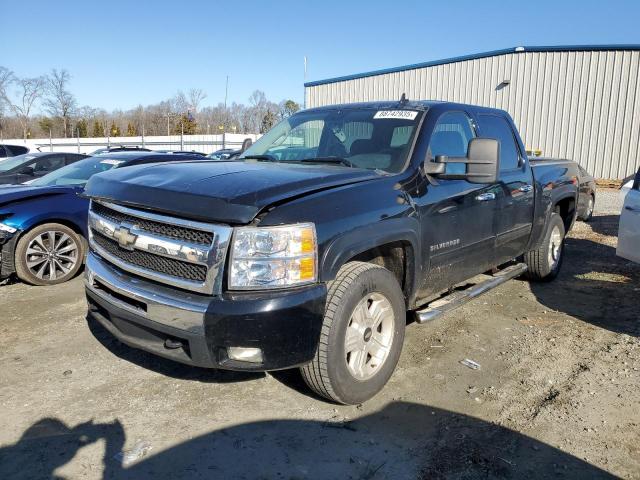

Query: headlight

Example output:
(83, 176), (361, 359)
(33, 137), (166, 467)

(229, 223), (317, 289)
(0, 222), (17, 234)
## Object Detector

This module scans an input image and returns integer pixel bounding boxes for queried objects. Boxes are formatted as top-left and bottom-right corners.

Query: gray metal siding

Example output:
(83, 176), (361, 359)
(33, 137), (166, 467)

(306, 50), (640, 179)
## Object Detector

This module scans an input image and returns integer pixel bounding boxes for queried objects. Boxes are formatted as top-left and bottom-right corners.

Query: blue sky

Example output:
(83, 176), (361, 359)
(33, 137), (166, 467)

(1, 0), (638, 112)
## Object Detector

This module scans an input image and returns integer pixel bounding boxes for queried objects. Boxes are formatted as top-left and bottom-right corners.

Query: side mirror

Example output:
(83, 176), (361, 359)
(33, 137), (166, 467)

(466, 138), (500, 184)
(424, 138), (500, 184)
(20, 166), (35, 176)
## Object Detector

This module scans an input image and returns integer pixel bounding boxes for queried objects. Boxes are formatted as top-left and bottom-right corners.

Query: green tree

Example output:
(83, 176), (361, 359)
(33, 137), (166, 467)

(173, 114), (197, 135)
(38, 117), (55, 135)
(92, 120), (104, 137)
(75, 119), (88, 137)
(126, 122), (137, 136)
(260, 110), (277, 133)
(280, 99), (300, 118)
(110, 121), (121, 137)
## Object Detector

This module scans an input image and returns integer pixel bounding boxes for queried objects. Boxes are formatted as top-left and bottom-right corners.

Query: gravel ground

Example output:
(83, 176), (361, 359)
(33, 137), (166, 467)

(0, 187), (638, 479)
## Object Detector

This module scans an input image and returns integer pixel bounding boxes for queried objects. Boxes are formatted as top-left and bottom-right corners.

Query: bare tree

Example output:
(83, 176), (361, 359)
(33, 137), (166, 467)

(171, 91), (189, 114)
(43, 69), (76, 138)
(0, 72), (45, 140)
(0, 67), (14, 137)
(188, 88), (207, 113)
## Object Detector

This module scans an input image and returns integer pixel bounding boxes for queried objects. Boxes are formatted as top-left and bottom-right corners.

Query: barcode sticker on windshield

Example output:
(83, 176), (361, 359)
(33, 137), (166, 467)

(374, 110), (418, 120)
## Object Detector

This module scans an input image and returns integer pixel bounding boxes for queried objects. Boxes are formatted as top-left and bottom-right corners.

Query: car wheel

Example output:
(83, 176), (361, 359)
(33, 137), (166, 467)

(523, 213), (565, 282)
(14, 223), (84, 286)
(582, 194), (595, 222)
(300, 261), (406, 404)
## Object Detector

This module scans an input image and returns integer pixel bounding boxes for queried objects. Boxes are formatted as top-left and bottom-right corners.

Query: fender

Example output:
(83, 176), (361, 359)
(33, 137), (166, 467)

(527, 187), (578, 250)
(320, 216), (421, 295)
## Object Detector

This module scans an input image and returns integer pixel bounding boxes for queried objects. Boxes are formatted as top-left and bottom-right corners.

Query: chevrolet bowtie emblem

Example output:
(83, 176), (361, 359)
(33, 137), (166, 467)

(113, 225), (137, 250)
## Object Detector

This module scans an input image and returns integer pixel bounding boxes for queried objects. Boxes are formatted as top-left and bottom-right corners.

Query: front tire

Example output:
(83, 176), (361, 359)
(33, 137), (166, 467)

(523, 213), (565, 282)
(301, 261), (406, 404)
(14, 223), (84, 286)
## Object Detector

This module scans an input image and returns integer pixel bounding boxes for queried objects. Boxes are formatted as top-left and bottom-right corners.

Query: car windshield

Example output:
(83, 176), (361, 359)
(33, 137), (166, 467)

(30, 157), (125, 187)
(0, 154), (38, 172)
(240, 108), (423, 174)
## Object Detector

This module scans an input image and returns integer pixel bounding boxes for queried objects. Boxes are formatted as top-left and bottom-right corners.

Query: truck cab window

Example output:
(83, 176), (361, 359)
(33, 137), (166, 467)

(478, 115), (520, 171)
(428, 112), (476, 175)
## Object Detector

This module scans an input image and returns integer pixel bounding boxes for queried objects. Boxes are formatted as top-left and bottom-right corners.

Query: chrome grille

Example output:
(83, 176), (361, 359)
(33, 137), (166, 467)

(88, 200), (232, 294)
(91, 202), (213, 245)
(92, 232), (208, 282)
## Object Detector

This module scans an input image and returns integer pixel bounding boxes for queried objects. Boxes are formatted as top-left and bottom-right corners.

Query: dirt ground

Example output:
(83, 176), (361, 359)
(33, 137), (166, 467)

(0, 187), (638, 480)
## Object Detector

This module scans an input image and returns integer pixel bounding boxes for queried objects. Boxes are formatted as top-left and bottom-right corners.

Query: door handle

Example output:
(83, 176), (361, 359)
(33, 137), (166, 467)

(518, 184), (534, 193)
(625, 205), (640, 213)
(476, 192), (496, 202)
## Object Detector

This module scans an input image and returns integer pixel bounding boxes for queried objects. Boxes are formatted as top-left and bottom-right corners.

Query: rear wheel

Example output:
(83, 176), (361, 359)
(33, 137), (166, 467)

(301, 261), (406, 404)
(14, 223), (84, 286)
(523, 213), (565, 282)
(581, 194), (595, 221)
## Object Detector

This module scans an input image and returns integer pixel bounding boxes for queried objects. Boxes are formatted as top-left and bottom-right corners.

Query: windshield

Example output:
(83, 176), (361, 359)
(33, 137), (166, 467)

(30, 157), (125, 187)
(240, 108), (423, 173)
(0, 154), (38, 172)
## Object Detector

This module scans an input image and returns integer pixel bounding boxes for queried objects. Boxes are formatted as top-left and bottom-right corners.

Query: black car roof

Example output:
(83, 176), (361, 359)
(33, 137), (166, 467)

(303, 100), (506, 116)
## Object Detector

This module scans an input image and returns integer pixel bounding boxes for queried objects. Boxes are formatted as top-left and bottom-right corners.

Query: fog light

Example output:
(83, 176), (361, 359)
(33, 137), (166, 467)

(227, 347), (263, 363)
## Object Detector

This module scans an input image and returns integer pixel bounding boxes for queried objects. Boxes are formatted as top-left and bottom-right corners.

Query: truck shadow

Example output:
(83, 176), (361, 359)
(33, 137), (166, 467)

(86, 315), (264, 384)
(526, 231), (640, 337)
(0, 402), (615, 480)
(579, 215), (620, 237)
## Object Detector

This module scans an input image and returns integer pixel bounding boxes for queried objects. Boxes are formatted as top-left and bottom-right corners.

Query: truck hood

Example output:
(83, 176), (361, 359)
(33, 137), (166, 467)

(0, 184), (75, 208)
(84, 160), (380, 224)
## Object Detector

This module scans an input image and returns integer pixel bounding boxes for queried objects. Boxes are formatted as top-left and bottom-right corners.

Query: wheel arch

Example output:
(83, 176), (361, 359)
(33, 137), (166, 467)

(320, 219), (420, 304)
(553, 195), (577, 232)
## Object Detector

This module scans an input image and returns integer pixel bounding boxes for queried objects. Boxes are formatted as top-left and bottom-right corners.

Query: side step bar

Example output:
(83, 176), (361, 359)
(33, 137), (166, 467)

(414, 263), (528, 324)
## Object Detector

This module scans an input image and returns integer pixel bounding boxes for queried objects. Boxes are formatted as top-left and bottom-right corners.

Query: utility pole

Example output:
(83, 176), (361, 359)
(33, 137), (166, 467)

(303, 56), (308, 109)
(223, 75), (229, 150)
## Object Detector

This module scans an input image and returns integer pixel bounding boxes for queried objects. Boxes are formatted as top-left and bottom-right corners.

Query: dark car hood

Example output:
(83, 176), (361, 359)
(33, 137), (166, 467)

(84, 161), (380, 224)
(0, 184), (76, 208)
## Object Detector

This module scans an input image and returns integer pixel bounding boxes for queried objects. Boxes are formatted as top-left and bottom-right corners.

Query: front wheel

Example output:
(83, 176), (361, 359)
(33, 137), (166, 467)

(301, 262), (406, 404)
(523, 213), (565, 282)
(14, 223), (84, 285)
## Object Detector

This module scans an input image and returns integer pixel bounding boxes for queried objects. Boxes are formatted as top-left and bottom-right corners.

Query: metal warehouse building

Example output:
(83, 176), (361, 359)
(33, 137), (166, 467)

(304, 45), (640, 180)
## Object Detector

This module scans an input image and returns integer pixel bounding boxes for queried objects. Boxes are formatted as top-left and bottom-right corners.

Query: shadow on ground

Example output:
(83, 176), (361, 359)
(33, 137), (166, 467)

(87, 315), (264, 384)
(581, 215), (620, 237)
(0, 402), (615, 480)
(528, 218), (640, 337)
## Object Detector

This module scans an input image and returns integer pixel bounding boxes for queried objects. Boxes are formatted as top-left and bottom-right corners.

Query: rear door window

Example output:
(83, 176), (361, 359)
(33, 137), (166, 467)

(478, 115), (521, 171)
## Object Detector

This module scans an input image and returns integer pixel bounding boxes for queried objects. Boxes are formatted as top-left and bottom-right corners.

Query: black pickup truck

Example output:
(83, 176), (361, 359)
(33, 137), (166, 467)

(83, 100), (580, 404)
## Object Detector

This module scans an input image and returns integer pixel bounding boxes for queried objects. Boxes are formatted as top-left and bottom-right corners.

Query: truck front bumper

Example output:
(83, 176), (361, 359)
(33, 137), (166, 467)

(85, 253), (327, 371)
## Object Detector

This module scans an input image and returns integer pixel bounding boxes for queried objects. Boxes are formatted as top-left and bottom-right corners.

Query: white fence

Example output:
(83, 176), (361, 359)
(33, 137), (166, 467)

(3, 133), (260, 155)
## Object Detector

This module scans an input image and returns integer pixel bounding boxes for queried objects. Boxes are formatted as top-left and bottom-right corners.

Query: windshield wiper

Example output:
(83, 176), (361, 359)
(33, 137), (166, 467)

(241, 154), (278, 162)
(296, 156), (356, 168)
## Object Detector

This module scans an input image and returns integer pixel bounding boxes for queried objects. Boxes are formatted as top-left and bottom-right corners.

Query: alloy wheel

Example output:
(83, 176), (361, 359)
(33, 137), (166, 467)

(24, 230), (79, 281)
(344, 292), (395, 380)
(548, 225), (562, 270)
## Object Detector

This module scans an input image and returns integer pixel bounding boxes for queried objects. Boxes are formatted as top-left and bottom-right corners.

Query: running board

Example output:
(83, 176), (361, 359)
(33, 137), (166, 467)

(414, 263), (528, 324)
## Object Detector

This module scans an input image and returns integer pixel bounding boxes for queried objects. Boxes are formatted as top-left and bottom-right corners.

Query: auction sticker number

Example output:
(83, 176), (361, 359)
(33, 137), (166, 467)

(373, 110), (418, 120)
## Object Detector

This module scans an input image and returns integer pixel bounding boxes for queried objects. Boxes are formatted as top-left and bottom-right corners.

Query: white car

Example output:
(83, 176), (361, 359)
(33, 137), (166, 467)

(617, 167), (640, 263)
(620, 178), (634, 202)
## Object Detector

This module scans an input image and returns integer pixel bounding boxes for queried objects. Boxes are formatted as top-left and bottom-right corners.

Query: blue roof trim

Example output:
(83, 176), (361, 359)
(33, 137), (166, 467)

(304, 45), (640, 87)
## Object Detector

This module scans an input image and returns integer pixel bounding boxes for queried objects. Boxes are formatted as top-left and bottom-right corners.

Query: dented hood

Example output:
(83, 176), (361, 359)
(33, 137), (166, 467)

(84, 160), (380, 224)
(0, 184), (75, 208)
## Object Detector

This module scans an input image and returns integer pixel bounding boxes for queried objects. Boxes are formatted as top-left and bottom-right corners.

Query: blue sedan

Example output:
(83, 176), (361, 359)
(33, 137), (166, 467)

(0, 151), (207, 285)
